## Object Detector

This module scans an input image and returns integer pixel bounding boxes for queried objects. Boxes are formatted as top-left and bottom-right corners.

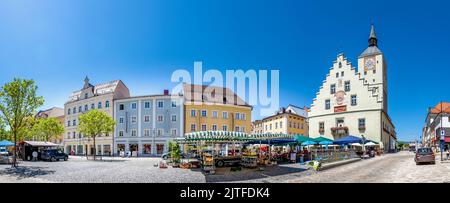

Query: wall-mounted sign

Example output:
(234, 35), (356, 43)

(334, 105), (347, 113)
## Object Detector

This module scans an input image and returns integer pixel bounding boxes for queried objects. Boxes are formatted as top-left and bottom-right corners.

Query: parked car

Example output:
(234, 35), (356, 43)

(415, 148), (435, 165)
(41, 149), (68, 162)
(0, 147), (9, 156)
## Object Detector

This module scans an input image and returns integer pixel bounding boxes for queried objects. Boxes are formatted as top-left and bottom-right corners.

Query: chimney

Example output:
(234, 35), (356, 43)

(164, 89), (169, 96)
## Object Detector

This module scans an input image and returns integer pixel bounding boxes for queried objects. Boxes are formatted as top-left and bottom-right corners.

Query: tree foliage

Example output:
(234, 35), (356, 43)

(169, 141), (181, 163)
(32, 117), (64, 142)
(78, 110), (115, 157)
(0, 78), (44, 167)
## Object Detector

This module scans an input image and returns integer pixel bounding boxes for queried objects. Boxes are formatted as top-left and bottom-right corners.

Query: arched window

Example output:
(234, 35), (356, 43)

(98, 102), (102, 109)
(105, 100), (110, 108)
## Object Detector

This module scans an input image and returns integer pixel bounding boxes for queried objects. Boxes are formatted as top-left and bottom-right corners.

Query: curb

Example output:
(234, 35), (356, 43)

(320, 158), (361, 171)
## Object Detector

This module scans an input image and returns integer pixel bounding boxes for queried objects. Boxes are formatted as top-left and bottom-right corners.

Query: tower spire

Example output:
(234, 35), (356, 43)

(368, 24), (378, 47)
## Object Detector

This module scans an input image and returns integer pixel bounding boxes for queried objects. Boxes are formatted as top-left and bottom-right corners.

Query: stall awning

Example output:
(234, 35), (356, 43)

(24, 141), (59, 147)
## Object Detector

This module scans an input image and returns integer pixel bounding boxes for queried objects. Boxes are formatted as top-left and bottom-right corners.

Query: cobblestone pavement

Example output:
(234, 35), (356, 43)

(0, 156), (206, 183)
(2, 151), (449, 183)
(290, 151), (450, 183)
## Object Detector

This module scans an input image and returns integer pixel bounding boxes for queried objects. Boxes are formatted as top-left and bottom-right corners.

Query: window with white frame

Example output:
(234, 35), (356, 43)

(241, 113), (246, 120)
(157, 100), (164, 108)
(131, 102), (137, 110)
(119, 104), (124, 110)
(171, 129), (177, 136)
(235, 113), (241, 120)
(222, 111), (228, 119)
(171, 115), (177, 122)
(201, 124), (207, 131)
(157, 129), (163, 136)
(201, 110), (207, 117)
(222, 125), (228, 131)
(144, 115), (150, 123)
(171, 101), (177, 108)
(235, 126), (240, 132)
(144, 129), (150, 137)
(131, 116), (137, 123)
(190, 109), (196, 117)
(131, 130), (137, 136)
(191, 124), (196, 131)
(144, 101), (150, 109)
(157, 115), (164, 122)
(212, 111), (218, 118)
(119, 117), (124, 124)
(212, 124), (217, 131)
(351, 95), (357, 106)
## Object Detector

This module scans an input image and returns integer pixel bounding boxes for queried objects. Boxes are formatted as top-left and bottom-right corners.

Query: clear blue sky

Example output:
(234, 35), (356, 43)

(1, 0), (449, 142)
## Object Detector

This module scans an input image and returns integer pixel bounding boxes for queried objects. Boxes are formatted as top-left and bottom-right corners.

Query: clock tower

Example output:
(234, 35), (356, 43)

(358, 24), (388, 113)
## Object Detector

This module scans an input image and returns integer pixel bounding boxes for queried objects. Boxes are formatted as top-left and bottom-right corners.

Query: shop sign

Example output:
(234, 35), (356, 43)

(334, 105), (347, 113)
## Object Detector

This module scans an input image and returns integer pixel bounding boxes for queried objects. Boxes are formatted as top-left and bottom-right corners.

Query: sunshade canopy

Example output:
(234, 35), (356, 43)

(295, 135), (315, 143)
(181, 131), (295, 142)
(319, 141), (334, 145)
(301, 140), (317, 146)
(333, 135), (363, 145)
(364, 142), (378, 146)
(313, 136), (334, 143)
(0, 140), (14, 147)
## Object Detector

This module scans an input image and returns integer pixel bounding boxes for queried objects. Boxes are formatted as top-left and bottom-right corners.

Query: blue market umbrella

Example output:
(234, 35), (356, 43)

(301, 140), (317, 146)
(319, 141), (333, 145)
(333, 135), (363, 145)
(0, 140), (14, 147)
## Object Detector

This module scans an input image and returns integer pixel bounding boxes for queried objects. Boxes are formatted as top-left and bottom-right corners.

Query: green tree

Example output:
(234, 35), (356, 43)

(169, 141), (181, 163)
(78, 110), (115, 159)
(0, 78), (44, 167)
(32, 117), (64, 142)
(0, 119), (9, 141)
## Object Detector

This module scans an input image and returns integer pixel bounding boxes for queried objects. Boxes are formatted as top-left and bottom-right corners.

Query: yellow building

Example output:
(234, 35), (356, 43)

(183, 84), (252, 134)
(253, 105), (309, 136)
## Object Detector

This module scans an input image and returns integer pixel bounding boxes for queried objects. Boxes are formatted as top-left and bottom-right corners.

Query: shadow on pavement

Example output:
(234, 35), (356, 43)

(205, 164), (309, 183)
(0, 166), (55, 180)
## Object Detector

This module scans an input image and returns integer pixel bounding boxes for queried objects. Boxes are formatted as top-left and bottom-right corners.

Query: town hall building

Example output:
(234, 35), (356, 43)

(308, 25), (397, 151)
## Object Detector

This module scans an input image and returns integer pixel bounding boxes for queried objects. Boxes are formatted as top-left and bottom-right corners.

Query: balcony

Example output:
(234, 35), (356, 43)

(331, 126), (349, 135)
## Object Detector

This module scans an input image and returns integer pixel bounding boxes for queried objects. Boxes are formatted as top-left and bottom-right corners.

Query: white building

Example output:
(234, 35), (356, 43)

(63, 77), (130, 155)
(309, 25), (397, 151)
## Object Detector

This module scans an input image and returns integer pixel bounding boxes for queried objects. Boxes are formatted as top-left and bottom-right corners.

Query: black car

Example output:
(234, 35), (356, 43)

(41, 149), (69, 162)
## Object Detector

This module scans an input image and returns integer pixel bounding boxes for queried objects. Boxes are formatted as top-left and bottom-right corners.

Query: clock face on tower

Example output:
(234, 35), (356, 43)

(364, 57), (376, 71)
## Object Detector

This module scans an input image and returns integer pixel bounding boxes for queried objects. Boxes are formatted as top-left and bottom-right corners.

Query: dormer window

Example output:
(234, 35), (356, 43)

(84, 93), (88, 99)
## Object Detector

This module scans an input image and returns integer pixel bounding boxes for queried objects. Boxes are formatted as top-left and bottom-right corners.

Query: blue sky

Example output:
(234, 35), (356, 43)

(1, 0), (449, 142)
